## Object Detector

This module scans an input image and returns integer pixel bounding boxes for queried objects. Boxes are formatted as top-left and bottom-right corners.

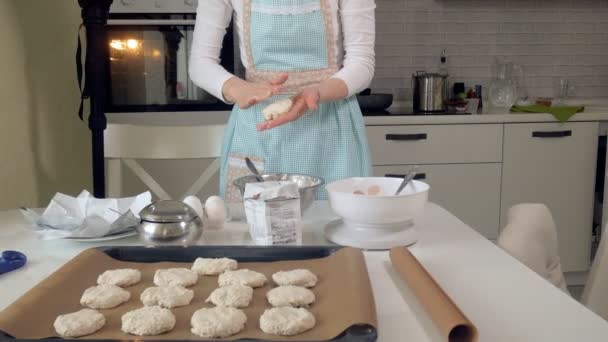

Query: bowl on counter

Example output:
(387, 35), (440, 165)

(325, 177), (429, 249)
(233, 173), (325, 212)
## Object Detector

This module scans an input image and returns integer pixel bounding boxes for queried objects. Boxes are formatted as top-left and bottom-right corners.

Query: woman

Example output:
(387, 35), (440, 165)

(189, 0), (375, 200)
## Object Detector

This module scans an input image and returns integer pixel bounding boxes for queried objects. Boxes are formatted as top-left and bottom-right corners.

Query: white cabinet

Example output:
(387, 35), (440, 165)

(501, 122), (599, 272)
(366, 124), (503, 165)
(374, 164), (502, 238)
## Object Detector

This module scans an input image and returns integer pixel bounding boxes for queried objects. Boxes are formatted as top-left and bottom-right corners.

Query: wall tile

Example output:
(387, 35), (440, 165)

(371, 0), (608, 100)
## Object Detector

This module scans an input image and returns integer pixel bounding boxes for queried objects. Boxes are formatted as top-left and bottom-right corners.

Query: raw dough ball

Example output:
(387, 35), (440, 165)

(80, 284), (131, 309)
(205, 284), (253, 308)
(54, 309), (106, 337)
(259, 307), (316, 336)
(218, 269), (267, 288)
(190, 306), (247, 338)
(262, 98), (293, 121)
(272, 269), (318, 288)
(121, 306), (176, 336)
(97, 268), (141, 287)
(266, 285), (315, 307)
(153, 268), (198, 287)
(140, 286), (194, 308)
(192, 257), (237, 276)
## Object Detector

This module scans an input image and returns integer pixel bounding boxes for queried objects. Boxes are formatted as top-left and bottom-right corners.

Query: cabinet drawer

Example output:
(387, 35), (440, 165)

(366, 124), (503, 165)
(374, 163), (502, 239)
(501, 122), (598, 272)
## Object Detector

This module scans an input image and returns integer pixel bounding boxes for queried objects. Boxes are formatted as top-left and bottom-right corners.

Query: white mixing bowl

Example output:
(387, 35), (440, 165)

(326, 177), (430, 227)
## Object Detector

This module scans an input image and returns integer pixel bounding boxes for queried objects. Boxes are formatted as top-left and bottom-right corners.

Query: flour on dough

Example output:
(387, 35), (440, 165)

(140, 286), (194, 308)
(272, 269), (318, 287)
(205, 284), (253, 308)
(192, 257), (237, 276)
(121, 306), (176, 336)
(54, 309), (105, 338)
(80, 284), (130, 309)
(97, 268), (141, 287)
(190, 306), (247, 338)
(218, 269), (267, 288)
(260, 307), (316, 336)
(266, 285), (315, 307)
(153, 268), (198, 287)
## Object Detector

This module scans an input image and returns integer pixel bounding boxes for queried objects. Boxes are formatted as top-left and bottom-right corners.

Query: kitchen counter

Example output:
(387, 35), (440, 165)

(106, 103), (608, 127)
(364, 108), (608, 125)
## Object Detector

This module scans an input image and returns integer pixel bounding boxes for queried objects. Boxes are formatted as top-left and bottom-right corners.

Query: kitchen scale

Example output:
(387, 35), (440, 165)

(325, 219), (418, 250)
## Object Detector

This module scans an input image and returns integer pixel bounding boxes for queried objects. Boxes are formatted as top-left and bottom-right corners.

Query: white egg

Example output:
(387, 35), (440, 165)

(183, 195), (204, 219)
(204, 196), (226, 229)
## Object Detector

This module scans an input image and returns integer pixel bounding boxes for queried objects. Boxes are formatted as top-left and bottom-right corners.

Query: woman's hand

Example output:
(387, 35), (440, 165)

(223, 73), (288, 109)
(257, 86), (321, 131)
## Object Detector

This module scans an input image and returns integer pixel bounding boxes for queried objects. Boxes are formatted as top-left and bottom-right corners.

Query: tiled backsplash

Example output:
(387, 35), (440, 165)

(372, 0), (608, 101)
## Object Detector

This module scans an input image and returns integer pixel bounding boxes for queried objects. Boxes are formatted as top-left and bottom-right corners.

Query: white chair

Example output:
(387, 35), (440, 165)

(104, 123), (225, 200)
(497, 203), (570, 294)
(581, 223), (608, 321)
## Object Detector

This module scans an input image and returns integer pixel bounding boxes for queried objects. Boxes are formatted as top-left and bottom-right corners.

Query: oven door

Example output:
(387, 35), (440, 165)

(106, 19), (235, 113)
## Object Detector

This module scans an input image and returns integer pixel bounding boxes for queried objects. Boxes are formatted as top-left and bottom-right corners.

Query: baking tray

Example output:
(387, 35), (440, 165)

(0, 245), (377, 342)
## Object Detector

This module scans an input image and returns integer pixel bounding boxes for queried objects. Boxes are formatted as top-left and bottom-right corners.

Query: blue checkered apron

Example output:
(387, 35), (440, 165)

(219, 0), (372, 200)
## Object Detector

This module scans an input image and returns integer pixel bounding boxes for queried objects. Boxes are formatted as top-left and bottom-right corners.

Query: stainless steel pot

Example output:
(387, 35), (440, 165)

(412, 71), (449, 112)
(137, 200), (203, 246)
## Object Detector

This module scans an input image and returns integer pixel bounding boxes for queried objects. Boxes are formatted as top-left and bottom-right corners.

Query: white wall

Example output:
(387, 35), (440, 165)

(0, 0), (91, 209)
(373, 0), (608, 100)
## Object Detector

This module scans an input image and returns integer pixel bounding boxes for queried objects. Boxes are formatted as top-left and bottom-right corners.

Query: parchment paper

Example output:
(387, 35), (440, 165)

(390, 247), (478, 342)
(0, 247), (376, 341)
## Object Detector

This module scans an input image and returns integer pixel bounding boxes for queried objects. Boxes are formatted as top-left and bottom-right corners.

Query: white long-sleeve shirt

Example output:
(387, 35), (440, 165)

(189, 0), (376, 102)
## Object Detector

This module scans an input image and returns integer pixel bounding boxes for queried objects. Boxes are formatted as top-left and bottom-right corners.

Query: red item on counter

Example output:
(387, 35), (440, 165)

(467, 88), (477, 99)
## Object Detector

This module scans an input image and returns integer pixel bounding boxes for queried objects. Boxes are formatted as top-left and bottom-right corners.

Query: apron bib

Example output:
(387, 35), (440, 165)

(220, 0), (372, 204)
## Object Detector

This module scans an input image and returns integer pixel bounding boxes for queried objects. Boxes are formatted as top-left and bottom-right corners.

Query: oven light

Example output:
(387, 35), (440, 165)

(110, 40), (125, 50)
(127, 39), (139, 50)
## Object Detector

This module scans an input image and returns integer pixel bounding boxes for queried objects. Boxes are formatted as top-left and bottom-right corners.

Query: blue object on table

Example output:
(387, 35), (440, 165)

(0, 250), (27, 275)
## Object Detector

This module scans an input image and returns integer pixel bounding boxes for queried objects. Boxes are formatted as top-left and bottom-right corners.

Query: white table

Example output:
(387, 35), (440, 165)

(1, 202), (607, 341)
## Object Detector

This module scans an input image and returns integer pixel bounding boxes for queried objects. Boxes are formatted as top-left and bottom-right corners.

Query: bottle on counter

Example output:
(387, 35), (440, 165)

(475, 85), (483, 113)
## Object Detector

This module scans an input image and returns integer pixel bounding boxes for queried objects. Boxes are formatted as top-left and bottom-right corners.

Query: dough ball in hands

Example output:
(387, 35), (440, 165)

(266, 285), (315, 307)
(80, 284), (130, 309)
(262, 98), (293, 121)
(190, 306), (247, 338)
(97, 268), (141, 287)
(192, 257), (237, 276)
(121, 306), (176, 336)
(205, 284), (253, 308)
(272, 269), (318, 287)
(153, 268), (198, 287)
(218, 269), (267, 288)
(54, 309), (106, 338)
(260, 307), (316, 336)
(140, 286), (194, 308)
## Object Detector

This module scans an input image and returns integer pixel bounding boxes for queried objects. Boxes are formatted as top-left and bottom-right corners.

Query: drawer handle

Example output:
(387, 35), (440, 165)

(385, 173), (427, 180)
(385, 133), (427, 141)
(531, 130), (572, 138)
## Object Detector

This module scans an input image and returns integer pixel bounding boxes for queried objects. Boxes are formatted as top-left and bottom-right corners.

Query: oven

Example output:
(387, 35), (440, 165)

(106, 0), (240, 113)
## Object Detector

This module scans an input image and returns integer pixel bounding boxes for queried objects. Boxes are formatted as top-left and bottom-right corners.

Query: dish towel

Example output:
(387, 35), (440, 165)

(510, 105), (584, 122)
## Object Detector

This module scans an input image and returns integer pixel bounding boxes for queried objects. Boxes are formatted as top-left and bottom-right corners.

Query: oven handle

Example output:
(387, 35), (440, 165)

(108, 19), (196, 26)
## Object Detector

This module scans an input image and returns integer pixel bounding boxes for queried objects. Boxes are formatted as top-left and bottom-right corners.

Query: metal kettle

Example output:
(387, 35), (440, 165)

(412, 71), (449, 113)
(137, 200), (203, 246)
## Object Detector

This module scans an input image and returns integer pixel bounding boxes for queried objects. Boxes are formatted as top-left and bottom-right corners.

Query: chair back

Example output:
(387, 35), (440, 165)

(498, 203), (570, 294)
(104, 123), (225, 200)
